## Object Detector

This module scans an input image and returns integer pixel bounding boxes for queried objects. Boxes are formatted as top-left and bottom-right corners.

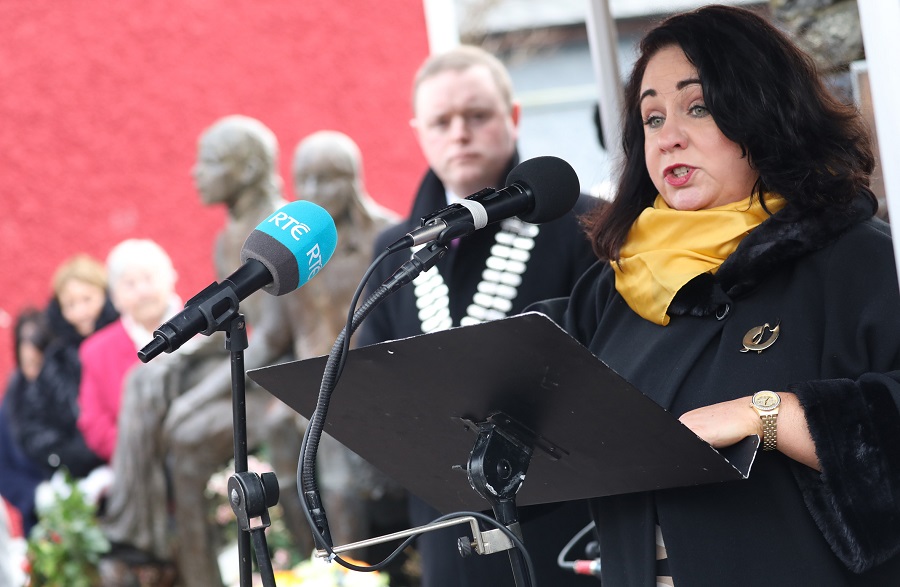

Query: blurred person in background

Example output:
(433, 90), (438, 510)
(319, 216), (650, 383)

(5, 256), (116, 483)
(359, 45), (600, 587)
(0, 309), (54, 533)
(77, 238), (181, 464)
(97, 116), (294, 587)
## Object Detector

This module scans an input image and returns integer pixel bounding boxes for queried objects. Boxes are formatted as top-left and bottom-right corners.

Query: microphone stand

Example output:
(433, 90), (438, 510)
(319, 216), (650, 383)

(223, 313), (279, 587)
(139, 291), (280, 587)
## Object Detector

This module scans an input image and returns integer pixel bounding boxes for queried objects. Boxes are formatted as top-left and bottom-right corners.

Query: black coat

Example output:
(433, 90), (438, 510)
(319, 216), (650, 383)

(358, 158), (603, 587)
(6, 297), (117, 477)
(359, 163), (600, 346)
(0, 374), (49, 532)
(538, 197), (900, 586)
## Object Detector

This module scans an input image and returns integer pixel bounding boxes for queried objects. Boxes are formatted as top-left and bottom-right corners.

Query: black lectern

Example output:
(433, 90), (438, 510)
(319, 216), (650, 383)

(248, 312), (756, 515)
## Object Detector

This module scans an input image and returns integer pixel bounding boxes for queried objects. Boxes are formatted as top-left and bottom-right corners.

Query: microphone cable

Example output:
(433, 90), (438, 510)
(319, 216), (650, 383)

(557, 520), (602, 579)
(295, 242), (538, 586)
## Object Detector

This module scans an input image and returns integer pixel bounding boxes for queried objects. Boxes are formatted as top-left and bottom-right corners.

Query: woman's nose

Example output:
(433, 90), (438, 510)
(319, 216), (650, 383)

(657, 117), (687, 151)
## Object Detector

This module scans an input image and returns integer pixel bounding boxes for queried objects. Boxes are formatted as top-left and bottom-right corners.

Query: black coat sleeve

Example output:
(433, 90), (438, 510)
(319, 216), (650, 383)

(789, 222), (900, 573)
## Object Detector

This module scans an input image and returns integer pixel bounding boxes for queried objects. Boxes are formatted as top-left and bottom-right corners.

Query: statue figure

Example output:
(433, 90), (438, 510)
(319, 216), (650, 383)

(264, 131), (403, 556)
(286, 130), (400, 359)
(101, 123), (400, 587)
(99, 115), (293, 587)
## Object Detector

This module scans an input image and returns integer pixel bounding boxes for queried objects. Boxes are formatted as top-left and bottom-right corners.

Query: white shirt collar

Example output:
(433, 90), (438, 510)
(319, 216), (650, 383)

(120, 295), (184, 350)
(445, 188), (463, 207)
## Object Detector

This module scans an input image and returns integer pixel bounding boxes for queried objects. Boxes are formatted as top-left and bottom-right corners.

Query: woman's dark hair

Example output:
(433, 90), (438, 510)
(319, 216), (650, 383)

(586, 4), (875, 261)
(13, 308), (52, 368)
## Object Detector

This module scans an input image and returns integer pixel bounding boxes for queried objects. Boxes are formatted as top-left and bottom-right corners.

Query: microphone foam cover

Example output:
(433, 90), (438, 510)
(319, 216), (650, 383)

(240, 200), (338, 296)
(506, 155), (580, 224)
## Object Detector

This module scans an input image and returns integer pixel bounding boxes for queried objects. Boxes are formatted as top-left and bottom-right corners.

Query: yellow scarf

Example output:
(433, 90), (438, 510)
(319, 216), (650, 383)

(613, 194), (786, 326)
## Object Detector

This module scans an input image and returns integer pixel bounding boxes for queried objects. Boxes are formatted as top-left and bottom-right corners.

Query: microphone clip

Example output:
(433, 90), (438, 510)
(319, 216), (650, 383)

(184, 282), (242, 337)
(383, 240), (449, 293)
(420, 188), (496, 226)
(386, 189), (497, 253)
(138, 283), (241, 363)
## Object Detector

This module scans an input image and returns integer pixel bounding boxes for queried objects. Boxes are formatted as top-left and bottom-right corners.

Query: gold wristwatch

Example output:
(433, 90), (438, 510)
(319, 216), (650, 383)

(750, 390), (781, 451)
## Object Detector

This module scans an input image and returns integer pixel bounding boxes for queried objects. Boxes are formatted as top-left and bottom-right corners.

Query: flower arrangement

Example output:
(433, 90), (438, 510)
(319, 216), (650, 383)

(26, 471), (110, 587)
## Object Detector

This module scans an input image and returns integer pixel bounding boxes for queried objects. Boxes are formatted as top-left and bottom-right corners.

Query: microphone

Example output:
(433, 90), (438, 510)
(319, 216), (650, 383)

(137, 200), (338, 363)
(387, 155), (580, 252)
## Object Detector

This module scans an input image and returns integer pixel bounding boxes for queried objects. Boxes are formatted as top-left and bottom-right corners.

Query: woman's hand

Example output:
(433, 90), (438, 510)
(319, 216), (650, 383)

(679, 392), (821, 470)
(679, 396), (762, 449)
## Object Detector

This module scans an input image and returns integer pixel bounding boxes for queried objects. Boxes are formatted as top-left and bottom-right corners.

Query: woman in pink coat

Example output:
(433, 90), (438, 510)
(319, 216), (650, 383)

(77, 239), (180, 463)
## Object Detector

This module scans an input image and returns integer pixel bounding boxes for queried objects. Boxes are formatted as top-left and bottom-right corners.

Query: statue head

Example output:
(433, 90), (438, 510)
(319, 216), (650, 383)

(292, 130), (366, 220)
(193, 115), (281, 208)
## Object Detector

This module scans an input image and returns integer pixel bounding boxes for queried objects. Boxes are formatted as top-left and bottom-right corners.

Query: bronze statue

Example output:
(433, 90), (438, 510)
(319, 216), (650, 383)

(101, 115), (290, 587)
(271, 131), (402, 554)
(101, 123), (400, 587)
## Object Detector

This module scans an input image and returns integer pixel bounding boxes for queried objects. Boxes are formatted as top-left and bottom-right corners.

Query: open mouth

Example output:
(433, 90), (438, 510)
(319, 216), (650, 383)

(665, 165), (695, 185)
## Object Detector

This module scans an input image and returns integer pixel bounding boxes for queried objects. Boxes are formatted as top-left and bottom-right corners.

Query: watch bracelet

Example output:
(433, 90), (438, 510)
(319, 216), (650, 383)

(761, 413), (778, 451)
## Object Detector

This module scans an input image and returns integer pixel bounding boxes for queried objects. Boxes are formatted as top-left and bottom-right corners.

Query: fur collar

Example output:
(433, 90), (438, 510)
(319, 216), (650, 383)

(668, 196), (876, 318)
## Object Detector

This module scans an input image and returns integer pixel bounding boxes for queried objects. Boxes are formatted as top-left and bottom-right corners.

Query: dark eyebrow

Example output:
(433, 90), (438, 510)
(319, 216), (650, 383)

(639, 78), (702, 104)
(677, 78), (701, 90)
(639, 89), (656, 103)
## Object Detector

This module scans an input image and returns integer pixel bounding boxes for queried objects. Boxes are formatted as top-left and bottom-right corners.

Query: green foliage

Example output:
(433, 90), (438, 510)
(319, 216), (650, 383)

(26, 472), (110, 587)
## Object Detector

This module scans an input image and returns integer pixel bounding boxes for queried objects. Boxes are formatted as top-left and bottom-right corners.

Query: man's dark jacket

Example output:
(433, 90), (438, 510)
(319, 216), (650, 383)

(358, 156), (603, 587)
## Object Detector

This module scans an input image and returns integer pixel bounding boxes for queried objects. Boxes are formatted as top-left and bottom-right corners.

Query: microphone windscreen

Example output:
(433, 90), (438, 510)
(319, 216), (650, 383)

(240, 201), (338, 296)
(506, 156), (580, 224)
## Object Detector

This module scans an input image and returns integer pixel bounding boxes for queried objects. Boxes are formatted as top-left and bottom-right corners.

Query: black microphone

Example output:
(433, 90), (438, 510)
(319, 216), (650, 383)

(137, 201), (338, 363)
(386, 155), (580, 252)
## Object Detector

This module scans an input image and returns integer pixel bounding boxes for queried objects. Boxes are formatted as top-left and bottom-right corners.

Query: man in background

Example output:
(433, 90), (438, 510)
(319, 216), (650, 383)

(359, 45), (601, 587)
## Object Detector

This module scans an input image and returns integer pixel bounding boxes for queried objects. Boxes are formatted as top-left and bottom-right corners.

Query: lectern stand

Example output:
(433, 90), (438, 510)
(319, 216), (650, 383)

(248, 312), (757, 581)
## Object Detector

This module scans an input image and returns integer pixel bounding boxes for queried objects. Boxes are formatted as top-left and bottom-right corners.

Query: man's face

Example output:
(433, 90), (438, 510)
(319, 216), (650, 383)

(412, 65), (519, 197)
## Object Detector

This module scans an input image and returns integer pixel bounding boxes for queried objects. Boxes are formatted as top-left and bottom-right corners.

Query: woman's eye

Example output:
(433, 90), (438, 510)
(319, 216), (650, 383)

(689, 104), (709, 117)
(643, 114), (663, 129)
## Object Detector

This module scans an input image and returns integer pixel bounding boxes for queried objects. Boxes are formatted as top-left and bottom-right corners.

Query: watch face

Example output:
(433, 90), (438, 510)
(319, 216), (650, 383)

(752, 390), (781, 411)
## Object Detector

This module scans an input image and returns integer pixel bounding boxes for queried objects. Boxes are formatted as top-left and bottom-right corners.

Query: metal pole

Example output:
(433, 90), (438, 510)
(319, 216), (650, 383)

(585, 0), (624, 163)
(857, 0), (900, 291)
(227, 317), (253, 586)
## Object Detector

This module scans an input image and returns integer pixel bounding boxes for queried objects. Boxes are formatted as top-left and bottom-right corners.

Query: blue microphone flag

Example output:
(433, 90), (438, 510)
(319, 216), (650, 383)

(241, 200), (338, 296)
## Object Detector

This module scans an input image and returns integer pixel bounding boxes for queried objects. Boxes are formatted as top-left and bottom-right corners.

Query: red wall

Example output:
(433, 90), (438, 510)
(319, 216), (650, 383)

(0, 1), (430, 382)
